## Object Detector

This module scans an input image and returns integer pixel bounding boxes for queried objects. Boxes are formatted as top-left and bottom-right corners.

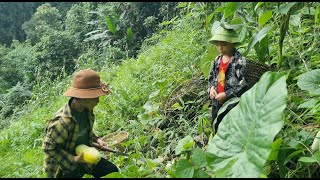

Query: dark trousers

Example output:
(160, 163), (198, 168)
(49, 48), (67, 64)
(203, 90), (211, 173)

(211, 102), (238, 133)
(59, 158), (119, 178)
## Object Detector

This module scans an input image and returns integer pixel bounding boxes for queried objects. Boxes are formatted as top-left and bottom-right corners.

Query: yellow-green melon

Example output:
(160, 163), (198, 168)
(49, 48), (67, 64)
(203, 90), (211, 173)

(75, 144), (101, 164)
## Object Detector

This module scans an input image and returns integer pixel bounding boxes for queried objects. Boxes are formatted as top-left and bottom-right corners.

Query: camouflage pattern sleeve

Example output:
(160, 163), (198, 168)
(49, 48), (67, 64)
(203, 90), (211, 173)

(225, 57), (247, 99)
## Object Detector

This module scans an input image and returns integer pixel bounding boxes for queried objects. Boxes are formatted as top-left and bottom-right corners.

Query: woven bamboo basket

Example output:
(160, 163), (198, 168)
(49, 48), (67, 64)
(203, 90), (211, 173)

(101, 131), (128, 156)
(101, 131), (128, 145)
(245, 59), (270, 90)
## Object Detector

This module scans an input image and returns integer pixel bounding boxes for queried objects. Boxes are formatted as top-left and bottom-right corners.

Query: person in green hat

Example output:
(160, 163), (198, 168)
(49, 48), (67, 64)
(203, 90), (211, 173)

(208, 25), (248, 133)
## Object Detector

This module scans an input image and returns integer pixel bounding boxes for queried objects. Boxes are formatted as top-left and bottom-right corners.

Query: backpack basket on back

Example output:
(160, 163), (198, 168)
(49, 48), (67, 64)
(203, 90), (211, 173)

(245, 59), (270, 91)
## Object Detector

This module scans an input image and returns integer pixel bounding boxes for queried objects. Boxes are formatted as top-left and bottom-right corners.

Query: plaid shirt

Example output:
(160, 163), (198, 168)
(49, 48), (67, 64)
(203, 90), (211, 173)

(208, 50), (247, 107)
(42, 98), (99, 177)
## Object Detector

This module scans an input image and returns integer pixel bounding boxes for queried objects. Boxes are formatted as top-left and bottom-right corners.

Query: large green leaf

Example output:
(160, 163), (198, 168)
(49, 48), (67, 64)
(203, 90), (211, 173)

(193, 168), (210, 178)
(104, 15), (116, 35)
(267, 138), (283, 161)
(206, 71), (288, 178)
(238, 21), (247, 43)
(126, 27), (133, 42)
(175, 159), (194, 178)
(199, 43), (218, 79)
(254, 2), (265, 12)
(211, 21), (221, 36)
(215, 97), (240, 121)
(205, 12), (215, 32)
(273, 3), (297, 15)
(175, 135), (195, 155)
(297, 69), (320, 95)
(244, 26), (271, 56)
(191, 147), (207, 168)
(290, 14), (301, 27)
(258, 10), (273, 27)
(298, 98), (318, 109)
(223, 2), (242, 19)
(254, 35), (269, 62)
(105, 172), (124, 178)
(298, 157), (319, 163)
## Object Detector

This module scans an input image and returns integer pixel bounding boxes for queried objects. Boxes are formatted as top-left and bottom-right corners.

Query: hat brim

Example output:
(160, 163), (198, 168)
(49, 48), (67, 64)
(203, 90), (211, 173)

(63, 87), (107, 98)
(208, 35), (240, 45)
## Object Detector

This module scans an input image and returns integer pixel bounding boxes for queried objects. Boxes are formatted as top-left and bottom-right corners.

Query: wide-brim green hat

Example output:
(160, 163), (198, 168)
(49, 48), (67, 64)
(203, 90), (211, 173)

(209, 26), (240, 44)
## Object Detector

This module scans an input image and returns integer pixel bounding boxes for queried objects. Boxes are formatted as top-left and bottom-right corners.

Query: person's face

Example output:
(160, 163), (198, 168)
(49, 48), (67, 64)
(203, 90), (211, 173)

(214, 41), (235, 56)
(81, 97), (100, 110)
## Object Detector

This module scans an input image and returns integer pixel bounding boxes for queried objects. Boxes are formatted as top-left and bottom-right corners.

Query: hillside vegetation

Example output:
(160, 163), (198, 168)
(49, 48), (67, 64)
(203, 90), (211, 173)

(0, 2), (319, 178)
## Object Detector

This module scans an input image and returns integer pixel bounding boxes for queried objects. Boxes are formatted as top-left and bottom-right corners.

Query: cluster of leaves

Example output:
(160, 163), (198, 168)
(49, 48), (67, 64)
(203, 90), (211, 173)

(0, 2), (42, 45)
(0, 41), (35, 121)
(0, 2), (319, 178)
(271, 69), (320, 178)
(81, 2), (178, 63)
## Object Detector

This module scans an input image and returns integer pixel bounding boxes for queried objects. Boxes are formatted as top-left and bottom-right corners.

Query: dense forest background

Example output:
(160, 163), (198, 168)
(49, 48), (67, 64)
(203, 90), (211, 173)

(0, 2), (319, 178)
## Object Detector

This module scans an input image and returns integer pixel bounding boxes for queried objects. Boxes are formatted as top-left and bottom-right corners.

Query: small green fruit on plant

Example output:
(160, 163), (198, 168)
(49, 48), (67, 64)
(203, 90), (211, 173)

(311, 131), (320, 152)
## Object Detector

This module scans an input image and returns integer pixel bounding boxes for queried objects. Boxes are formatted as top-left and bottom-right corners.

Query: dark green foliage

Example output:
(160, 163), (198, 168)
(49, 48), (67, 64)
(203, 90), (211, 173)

(83, 2), (178, 62)
(22, 3), (63, 45)
(0, 82), (32, 121)
(34, 30), (80, 80)
(0, 45), (10, 93)
(48, 2), (75, 18)
(0, 2), (74, 46)
(0, 41), (36, 122)
(65, 2), (99, 46)
(7, 41), (37, 83)
(0, 41), (36, 93)
(0, 2), (42, 45)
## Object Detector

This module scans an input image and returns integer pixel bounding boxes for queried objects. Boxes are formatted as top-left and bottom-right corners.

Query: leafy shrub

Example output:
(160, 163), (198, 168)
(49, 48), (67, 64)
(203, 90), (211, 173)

(34, 30), (80, 80)
(0, 82), (32, 127)
(22, 3), (63, 45)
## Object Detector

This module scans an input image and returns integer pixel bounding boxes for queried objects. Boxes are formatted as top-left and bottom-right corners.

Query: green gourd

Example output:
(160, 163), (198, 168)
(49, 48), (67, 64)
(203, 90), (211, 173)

(75, 144), (101, 164)
(311, 131), (320, 152)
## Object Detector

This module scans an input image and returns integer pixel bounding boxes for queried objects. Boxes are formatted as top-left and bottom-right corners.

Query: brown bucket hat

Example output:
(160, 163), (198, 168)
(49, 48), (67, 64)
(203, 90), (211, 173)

(63, 69), (111, 98)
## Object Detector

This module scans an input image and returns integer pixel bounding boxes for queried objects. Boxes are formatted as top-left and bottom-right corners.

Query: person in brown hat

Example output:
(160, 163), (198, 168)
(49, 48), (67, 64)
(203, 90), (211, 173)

(208, 25), (248, 133)
(42, 69), (119, 178)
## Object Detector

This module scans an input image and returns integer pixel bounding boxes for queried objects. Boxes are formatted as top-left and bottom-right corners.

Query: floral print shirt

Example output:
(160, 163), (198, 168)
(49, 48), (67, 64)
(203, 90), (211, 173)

(208, 50), (247, 107)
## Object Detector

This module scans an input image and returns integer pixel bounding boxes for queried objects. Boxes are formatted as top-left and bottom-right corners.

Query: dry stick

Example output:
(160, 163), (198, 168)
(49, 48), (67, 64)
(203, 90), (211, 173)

(92, 142), (146, 163)
(92, 142), (130, 157)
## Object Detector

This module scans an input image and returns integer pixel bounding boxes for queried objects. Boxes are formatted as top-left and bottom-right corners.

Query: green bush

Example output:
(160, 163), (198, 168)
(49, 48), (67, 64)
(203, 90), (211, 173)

(34, 30), (80, 80)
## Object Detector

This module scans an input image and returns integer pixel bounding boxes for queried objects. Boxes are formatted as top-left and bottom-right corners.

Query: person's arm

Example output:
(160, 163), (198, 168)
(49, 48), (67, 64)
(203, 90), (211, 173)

(92, 132), (108, 146)
(225, 59), (247, 99)
(42, 118), (78, 172)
